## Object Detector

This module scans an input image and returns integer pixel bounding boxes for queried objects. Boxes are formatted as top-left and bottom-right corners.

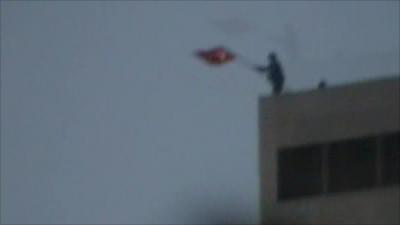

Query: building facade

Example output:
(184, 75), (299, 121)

(259, 76), (400, 224)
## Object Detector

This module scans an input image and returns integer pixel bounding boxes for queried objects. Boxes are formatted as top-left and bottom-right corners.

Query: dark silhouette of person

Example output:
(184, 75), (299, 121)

(256, 52), (285, 95)
(267, 52), (285, 94)
(318, 79), (327, 89)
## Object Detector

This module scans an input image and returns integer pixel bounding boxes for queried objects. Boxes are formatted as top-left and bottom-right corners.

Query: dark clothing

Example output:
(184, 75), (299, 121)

(267, 60), (285, 95)
(318, 80), (327, 89)
(255, 53), (285, 95)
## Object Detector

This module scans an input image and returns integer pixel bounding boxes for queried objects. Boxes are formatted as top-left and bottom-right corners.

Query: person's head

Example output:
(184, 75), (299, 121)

(268, 52), (278, 62)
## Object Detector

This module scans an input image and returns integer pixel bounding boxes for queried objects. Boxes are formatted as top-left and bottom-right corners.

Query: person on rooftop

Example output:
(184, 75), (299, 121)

(256, 52), (285, 95)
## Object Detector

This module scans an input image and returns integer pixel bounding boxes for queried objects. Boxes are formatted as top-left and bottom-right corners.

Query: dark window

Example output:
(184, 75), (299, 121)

(382, 131), (400, 185)
(328, 137), (376, 193)
(278, 145), (323, 200)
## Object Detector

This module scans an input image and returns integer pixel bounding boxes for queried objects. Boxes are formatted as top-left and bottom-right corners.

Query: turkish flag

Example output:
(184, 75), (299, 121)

(195, 47), (235, 65)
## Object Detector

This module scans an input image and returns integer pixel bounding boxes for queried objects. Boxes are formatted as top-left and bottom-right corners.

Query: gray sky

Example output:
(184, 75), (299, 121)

(1, 1), (399, 224)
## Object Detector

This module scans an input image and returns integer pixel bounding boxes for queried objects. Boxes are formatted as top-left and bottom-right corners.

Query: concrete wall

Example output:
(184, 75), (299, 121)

(259, 76), (400, 224)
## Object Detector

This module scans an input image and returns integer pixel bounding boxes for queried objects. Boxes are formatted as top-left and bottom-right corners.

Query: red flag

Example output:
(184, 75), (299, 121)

(195, 47), (235, 65)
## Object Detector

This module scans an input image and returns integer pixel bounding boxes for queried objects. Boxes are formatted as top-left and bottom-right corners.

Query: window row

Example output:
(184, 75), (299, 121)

(278, 131), (399, 200)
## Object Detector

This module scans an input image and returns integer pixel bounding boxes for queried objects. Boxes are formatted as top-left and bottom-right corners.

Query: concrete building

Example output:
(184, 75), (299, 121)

(258, 76), (400, 224)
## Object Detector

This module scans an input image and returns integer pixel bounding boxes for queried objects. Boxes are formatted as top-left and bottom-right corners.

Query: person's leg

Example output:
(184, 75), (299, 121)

(273, 79), (283, 95)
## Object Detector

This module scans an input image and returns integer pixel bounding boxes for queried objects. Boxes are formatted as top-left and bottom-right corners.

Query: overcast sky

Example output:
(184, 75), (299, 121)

(1, 1), (399, 224)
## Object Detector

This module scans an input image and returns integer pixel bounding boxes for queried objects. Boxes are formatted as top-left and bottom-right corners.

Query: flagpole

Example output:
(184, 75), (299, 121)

(218, 47), (261, 73)
(235, 54), (256, 70)
(233, 52), (265, 75)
